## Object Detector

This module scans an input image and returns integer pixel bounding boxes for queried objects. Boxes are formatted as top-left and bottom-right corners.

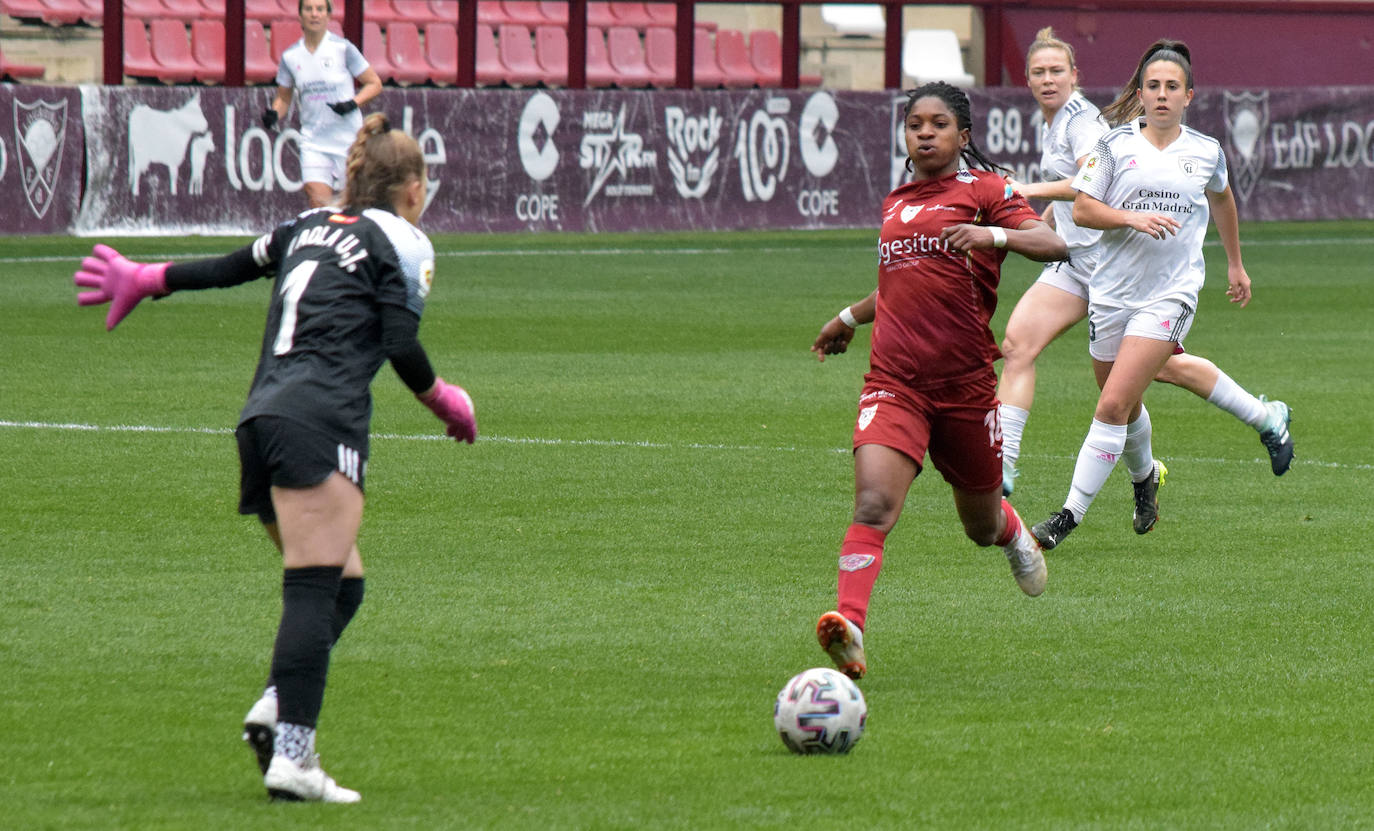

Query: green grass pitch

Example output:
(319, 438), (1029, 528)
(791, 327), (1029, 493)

(2, 222), (1371, 828)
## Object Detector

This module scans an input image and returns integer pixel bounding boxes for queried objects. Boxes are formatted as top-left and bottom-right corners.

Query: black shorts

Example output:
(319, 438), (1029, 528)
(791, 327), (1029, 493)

(235, 416), (366, 523)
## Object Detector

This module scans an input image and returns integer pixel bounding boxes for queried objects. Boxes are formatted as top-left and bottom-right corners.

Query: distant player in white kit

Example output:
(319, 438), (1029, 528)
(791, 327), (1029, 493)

(999, 28), (1294, 510)
(1030, 39), (1291, 550)
(263, 0), (383, 209)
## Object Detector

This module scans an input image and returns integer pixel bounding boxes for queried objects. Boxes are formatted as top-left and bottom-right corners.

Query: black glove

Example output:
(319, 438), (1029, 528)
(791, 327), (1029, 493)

(329, 100), (359, 116)
(261, 108), (278, 130)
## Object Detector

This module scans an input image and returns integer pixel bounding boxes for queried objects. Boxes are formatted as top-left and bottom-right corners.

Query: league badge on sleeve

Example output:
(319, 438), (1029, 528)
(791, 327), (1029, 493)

(418, 259), (434, 299)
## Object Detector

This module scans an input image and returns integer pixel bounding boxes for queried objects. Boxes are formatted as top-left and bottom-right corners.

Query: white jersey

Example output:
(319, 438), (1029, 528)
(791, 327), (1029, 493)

(1040, 91), (1108, 254)
(276, 32), (370, 156)
(1072, 118), (1228, 309)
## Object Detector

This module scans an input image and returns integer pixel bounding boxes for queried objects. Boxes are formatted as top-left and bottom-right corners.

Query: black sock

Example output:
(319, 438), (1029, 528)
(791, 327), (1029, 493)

(270, 566), (342, 729)
(333, 576), (365, 641)
(265, 575), (364, 691)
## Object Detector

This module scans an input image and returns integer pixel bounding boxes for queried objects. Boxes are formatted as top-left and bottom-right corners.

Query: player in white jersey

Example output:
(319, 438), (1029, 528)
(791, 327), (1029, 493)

(1031, 39), (1292, 551)
(999, 28), (1294, 503)
(262, 0), (383, 209)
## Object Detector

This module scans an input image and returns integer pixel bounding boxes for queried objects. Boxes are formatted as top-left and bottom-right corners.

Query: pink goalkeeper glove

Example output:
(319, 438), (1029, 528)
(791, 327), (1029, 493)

(418, 378), (477, 443)
(73, 244), (170, 331)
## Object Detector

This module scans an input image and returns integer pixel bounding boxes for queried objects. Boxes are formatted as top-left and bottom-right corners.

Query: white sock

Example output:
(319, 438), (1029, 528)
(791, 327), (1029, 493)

(1207, 370), (1268, 430)
(999, 404), (1029, 470)
(1064, 419), (1127, 522)
(1123, 405), (1154, 482)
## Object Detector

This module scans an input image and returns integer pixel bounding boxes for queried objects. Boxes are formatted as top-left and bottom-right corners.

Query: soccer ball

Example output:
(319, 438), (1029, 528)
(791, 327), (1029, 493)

(773, 667), (868, 754)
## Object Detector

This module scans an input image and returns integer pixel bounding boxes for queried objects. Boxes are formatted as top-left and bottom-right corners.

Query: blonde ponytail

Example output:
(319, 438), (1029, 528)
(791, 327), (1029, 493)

(340, 112), (425, 213)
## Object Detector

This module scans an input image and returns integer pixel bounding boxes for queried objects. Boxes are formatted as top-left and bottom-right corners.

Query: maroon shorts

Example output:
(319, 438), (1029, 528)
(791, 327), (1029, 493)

(852, 368), (1002, 494)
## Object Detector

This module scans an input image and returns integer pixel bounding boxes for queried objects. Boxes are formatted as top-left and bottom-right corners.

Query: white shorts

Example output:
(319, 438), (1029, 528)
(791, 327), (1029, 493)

(1088, 297), (1195, 362)
(1034, 248), (1096, 301)
(300, 147), (347, 191)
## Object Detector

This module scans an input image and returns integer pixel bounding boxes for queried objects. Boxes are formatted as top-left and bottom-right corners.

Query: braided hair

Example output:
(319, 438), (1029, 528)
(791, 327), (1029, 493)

(340, 112), (425, 214)
(902, 81), (1008, 175)
(1101, 39), (1194, 127)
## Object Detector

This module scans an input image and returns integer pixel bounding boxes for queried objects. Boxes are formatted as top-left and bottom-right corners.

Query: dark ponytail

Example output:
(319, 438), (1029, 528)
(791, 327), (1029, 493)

(1101, 39), (1194, 127)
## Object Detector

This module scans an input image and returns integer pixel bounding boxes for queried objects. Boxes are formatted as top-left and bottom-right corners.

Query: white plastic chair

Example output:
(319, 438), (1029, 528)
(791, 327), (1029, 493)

(820, 4), (885, 36)
(902, 29), (975, 87)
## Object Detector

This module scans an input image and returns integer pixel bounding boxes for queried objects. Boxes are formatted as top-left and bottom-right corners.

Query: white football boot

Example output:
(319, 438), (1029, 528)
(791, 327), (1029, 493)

(816, 611), (867, 680)
(242, 690), (277, 775)
(1003, 510), (1047, 597)
(264, 754), (361, 803)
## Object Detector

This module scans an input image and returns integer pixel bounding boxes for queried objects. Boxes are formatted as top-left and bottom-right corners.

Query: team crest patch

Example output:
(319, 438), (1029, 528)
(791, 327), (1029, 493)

(1179, 158), (1198, 176)
(857, 404), (878, 431)
(418, 258), (434, 298)
(900, 204), (923, 223)
(839, 554), (877, 572)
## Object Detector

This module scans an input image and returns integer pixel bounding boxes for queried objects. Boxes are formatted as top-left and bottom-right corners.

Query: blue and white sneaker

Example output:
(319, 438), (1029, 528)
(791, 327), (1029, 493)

(1258, 396), (1294, 476)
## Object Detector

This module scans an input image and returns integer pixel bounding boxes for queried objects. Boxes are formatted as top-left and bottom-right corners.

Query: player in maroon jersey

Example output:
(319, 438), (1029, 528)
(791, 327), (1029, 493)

(809, 82), (1067, 680)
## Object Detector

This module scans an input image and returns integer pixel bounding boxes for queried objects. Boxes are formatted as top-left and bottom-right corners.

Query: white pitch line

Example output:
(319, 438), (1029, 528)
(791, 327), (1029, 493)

(3, 235), (1373, 265)
(0, 418), (1365, 471)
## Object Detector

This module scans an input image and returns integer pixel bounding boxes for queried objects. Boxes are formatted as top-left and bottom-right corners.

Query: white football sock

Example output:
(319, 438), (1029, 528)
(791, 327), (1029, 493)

(1207, 370), (1268, 430)
(1064, 419), (1127, 522)
(999, 403), (1029, 470)
(1123, 405), (1154, 482)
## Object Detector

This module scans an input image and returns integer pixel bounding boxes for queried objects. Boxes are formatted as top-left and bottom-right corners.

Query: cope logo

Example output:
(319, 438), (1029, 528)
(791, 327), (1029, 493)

(516, 91), (561, 222)
(797, 91), (840, 217)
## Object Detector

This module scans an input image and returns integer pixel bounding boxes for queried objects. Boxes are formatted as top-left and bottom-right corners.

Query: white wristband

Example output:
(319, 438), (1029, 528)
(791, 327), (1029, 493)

(989, 226), (1008, 248)
(838, 306), (859, 328)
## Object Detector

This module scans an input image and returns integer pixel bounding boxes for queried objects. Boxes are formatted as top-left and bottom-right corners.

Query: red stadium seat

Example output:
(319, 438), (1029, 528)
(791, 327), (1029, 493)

(608, 1), (654, 30)
(80, 0), (102, 25)
(476, 0), (506, 25)
(122, 19), (162, 80)
(124, 0), (170, 20)
(586, 2), (614, 28)
(0, 1), (47, 26)
(643, 2), (674, 27)
(270, 18), (302, 64)
(191, 19), (226, 83)
(199, 0), (226, 16)
(497, 23), (542, 87)
(536, 1), (566, 25)
(148, 18), (200, 83)
(429, 0), (459, 23)
(386, 20), (431, 84)
(364, 0), (398, 23)
(424, 21), (457, 85)
(392, 0), (442, 25)
(584, 25), (615, 88)
(533, 23), (566, 86)
(748, 28), (781, 87)
(605, 25), (652, 88)
(643, 25), (674, 88)
(713, 28), (758, 88)
(362, 20), (395, 82)
(501, 1), (545, 26)
(153, 0), (203, 22)
(691, 27), (724, 88)
(37, 0), (88, 26)
(0, 43), (45, 80)
(246, 0), (283, 21)
(474, 22), (505, 86)
(245, 18), (278, 84)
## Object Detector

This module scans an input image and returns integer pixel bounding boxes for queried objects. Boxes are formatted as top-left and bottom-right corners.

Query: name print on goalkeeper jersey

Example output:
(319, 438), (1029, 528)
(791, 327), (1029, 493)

(242, 206), (436, 455)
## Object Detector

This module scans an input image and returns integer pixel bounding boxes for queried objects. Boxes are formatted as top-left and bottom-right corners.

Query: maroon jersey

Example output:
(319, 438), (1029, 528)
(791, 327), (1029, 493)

(870, 169), (1039, 389)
